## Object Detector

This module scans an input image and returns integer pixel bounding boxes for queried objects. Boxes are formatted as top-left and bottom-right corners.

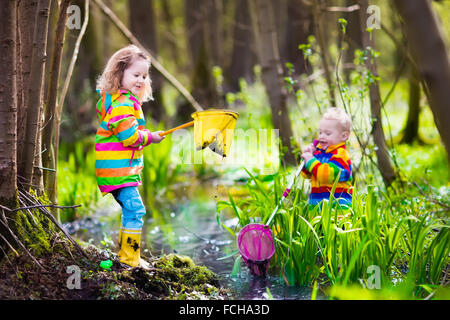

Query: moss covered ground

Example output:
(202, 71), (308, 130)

(0, 232), (229, 300)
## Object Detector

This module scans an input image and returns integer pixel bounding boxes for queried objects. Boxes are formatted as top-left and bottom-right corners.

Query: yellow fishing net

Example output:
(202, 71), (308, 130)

(191, 109), (239, 157)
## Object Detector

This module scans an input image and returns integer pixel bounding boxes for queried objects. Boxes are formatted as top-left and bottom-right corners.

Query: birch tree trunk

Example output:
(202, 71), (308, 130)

(358, 0), (397, 186)
(0, 0), (18, 203)
(394, 0), (450, 162)
(21, 0), (51, 190)
(249, 0), (297, 165)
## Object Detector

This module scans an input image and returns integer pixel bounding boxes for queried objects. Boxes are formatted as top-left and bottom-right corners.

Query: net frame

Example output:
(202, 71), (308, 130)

(237, 223), (275, 276)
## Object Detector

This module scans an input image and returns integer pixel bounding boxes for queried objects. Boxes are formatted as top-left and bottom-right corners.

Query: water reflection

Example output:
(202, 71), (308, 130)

(215, 268), (323, 300)
(145, 194), (323, 300)
(64, 182), (323, 300)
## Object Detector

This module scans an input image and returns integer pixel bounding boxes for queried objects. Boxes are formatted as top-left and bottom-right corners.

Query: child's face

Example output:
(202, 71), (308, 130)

(318, 118), (349, 149)
(121, 58), (149, 98)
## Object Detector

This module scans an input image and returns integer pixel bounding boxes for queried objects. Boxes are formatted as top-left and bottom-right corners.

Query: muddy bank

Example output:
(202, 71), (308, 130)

(0, 233), (230, 300)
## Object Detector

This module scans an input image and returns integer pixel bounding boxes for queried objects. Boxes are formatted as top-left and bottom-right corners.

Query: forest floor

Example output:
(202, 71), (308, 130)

(0, 233), (230, 300)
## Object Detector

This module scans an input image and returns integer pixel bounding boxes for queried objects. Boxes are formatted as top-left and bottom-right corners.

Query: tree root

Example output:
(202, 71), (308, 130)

(0, 189), (88, 272)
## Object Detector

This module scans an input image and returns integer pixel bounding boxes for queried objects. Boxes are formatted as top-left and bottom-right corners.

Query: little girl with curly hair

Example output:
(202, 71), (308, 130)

(95, 45), (164, 268)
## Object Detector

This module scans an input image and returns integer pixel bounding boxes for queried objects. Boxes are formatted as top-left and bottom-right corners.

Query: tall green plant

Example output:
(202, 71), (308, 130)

(58, 140), (100, 221)
(217, 169), (449, 298)
(141, 132), (182, 217)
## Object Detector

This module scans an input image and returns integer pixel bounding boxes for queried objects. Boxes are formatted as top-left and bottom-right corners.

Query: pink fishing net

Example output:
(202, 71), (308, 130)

(237, 223), (275, 276)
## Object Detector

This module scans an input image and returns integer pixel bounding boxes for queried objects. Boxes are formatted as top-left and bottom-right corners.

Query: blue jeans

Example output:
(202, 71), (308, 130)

(111, 186), (146, 230)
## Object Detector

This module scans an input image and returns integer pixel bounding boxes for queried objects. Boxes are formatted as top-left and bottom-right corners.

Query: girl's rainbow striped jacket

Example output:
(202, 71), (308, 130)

(302, 142), (353, 206)
(95, 90), (152, 195)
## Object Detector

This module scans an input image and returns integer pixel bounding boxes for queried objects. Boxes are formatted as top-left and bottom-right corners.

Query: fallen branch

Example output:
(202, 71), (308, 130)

(0, 210), (45, 270)
(0, 203), (81, 213)
(411, 180), (450, 210)
(18, 190), (89, 259)
(0, 232), (19, 258)
(325, 4), (360, 12)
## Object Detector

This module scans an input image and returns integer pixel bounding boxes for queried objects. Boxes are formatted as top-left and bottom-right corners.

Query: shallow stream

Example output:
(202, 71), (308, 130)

(64, 179), (323, 300)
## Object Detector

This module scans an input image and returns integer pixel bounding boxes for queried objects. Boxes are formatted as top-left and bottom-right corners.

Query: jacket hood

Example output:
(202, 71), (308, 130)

(95, 89), (127, 121)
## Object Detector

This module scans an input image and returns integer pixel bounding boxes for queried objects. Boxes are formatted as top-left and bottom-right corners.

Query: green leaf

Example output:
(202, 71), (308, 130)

(342, 234), (370, 286)
(217, 249), (239, 261)
(338, 18), (348, 33)
(311, 280), (318, 300)
(231, 256), (242, 278)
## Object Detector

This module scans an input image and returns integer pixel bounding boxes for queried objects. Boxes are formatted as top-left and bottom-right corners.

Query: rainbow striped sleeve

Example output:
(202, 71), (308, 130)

(301, 166), (312, 179)
(305, 148), (352, 184)
(106, 104), (152, 148)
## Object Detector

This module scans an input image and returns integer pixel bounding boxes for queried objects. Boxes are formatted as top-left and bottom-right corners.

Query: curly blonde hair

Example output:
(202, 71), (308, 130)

(322, 108), (352, 132)
(96, 45), (153, 102)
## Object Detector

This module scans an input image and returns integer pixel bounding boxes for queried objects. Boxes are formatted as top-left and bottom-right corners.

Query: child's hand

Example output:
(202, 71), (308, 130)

(151, 131), (166, 144)
(303, 143), (316, 154)
(301, 151), (313, 163)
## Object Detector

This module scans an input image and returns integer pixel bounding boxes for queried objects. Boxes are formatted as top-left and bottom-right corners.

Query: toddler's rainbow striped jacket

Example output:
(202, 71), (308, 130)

(302, 142), (352, 206)
(95, 90), (152, 195)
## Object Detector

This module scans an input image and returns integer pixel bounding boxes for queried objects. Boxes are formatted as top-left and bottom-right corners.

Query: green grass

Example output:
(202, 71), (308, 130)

(216, 68), (449, 295)
(216, 68), (448, 299)
(57, 138), (101, 221)
(217, 164), (449, 299)
(141, 123), (184, 218)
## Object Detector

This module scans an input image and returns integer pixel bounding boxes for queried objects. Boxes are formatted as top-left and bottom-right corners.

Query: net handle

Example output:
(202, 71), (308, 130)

(159, 121), (194, 136)
(266, 160), (305, 226)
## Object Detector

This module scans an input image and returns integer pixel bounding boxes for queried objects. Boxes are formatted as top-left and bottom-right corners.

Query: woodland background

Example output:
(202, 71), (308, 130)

(0, 0), (449, 300)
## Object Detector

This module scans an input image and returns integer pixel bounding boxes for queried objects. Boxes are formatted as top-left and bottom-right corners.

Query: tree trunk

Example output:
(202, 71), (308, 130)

(31, 0), (58, 195)
(401, 66), (421, 144)
(160, 0), (179, 68)
(342, 0), (363, 81)
(0, 0), (18, 202)
(358, 0), (397, 187)
(16, 1), (38, 177)
(185, 0), (204, 74)
(394, 0), (450, 162)
(206, 0), (224, 68)
(249, 0), (297, 166)
(179, 0), (218, 120)
(389, 3), (404, 76)
(15, 2), (24, 179)
(41, 0), (71, 217)
(312, 0), (336, 107)
(129, 0), (166, 123)
(273, 0), (288, 65)
(284, 0), (313, 76)
(21, 0), (51, 190)
(226, 0), (256, 92)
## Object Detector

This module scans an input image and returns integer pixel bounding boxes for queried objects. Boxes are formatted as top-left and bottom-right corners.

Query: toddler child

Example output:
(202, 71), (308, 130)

(95, 45), (164, 268)
(301, 108), (353, 207)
